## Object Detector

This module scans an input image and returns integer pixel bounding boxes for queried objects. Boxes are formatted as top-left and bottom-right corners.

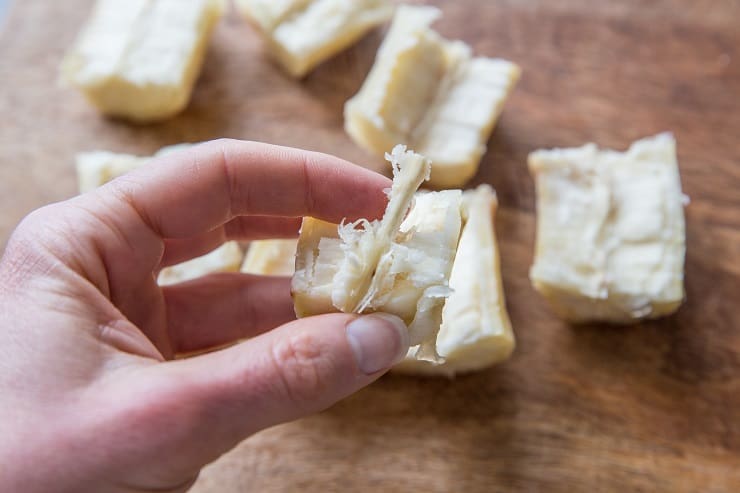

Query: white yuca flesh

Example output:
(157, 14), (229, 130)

(251, 187), (517, 374)
(236, 0), (394, 78)
(74, 145), (245, 285)
(292, 218), (345, 317)
(529, 133), (687, 323)
(236, 0), (312, 31)
(157, 242), (244, 286)
(61, 0), (224, 122)
(344, 5), (520, 188)
(394, 185), (515, 376)
(241, 239), (299, 276)
(292, 145), (463, 361)
(333, 145), (433, 314)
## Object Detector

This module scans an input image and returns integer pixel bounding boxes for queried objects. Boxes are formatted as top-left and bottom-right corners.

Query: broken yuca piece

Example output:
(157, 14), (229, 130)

(292, 145), (462, 361)
(236, 0), (394, 78)
(61, 0), (224, 122)
(74, 145), (244, 285)
(246, 188), (516, 374)
(394, 185), (515, 376)
(241, 239), (299, 276)
(529, 133), (687, 323)
(344, 5), (520, 188)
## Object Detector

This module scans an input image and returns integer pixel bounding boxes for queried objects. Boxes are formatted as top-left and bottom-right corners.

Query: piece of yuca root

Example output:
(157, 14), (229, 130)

(235, 0), (394, 78)
(292, 145), (464, 361)
(249, 186), (516, 374)
(344, 5), (520, 188)
(528, 133), (686, 323)
(393, 185), (515, 376)
(61, 0), (225, 122)
(241, 239), (299, 276)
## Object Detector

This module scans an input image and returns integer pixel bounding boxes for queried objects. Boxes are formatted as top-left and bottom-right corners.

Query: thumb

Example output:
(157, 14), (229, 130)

(144, 312), (408, 467)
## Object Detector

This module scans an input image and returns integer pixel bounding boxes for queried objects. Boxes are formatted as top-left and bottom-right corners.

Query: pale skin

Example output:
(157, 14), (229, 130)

(0, 140), (410, 493)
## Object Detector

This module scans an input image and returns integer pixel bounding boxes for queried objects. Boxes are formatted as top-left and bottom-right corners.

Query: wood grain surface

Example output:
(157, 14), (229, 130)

(1, 1), (739, 491)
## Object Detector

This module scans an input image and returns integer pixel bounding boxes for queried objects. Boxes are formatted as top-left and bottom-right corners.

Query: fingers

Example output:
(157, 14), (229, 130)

(138, 313), (409, 465)
(161, 234), (228, 270)
(162, 273), (296, 354)
(222, 216), (302, 241)
(160, 216), (301, 268)
(102, 139), (391, 240)
(43, 140), (388, 304)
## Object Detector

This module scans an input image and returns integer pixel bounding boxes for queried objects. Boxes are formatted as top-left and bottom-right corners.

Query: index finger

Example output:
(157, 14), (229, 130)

(103, 139), (391, 239)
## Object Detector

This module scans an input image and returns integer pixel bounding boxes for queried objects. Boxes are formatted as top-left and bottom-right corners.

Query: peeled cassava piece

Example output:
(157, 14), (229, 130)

(529, 133), (687, 323)
(236, 0), (394, 78)
(253, 185), (516, 374)
(344, 5), (520, 189)
(241, 239), (299, 276)
(74, 145), (244, 285)
(292, 145), (463, 361)
(393, 185), (515, 376)
(61, 0), (224, 122)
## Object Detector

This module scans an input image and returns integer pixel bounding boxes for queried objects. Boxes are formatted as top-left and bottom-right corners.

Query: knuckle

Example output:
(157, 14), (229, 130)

(16, 203), (59, 233)
(1, 203), (84, 291)
(271, 332), (333, 408)
(5, 204), (63, 258)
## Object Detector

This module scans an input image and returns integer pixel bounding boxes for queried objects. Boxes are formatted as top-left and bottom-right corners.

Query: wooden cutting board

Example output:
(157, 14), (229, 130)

(1, 1), (739, 491)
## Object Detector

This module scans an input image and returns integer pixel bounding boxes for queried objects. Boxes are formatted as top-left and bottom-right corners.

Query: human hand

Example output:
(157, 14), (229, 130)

(0, 140), (409, 493)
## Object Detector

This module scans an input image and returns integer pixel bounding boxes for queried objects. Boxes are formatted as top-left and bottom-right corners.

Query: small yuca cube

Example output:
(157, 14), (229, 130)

(236, 0), (394, 78)
(241, 239), (298, 276)
(75, 145), (244, 285)
(61, 0), (225, 122)
(344, 5), (520, 188)
(292, 145), (463, 361)
(394, 185), (515, 377)
(529, 133), (687, 323)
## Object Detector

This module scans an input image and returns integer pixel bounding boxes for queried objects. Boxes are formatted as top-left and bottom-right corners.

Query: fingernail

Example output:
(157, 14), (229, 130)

(346, 313), (410, 375)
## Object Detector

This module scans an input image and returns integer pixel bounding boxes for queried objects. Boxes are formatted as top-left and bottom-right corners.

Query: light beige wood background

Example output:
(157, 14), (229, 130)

(1, 1), (739, 491)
